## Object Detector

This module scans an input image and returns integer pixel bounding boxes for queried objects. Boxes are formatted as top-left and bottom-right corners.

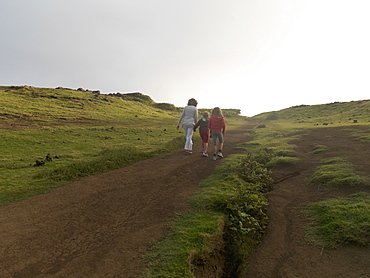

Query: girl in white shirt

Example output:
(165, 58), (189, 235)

(176, 98), (198, 154)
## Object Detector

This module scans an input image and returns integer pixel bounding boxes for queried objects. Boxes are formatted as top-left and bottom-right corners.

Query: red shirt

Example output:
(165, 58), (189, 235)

(209, 115), (226, 132)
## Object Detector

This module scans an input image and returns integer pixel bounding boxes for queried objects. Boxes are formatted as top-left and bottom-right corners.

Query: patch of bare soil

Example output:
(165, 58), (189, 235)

(239, 126), (370, 278)
(0, 125), (251, 278)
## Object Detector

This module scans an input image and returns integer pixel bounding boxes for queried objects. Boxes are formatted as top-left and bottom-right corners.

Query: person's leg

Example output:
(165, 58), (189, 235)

(212, 132), (218, 154)
(218, 142), (224, 152)
(217, 143), (224, 157)
(217, 133), (224, 157)
(200, 131), (209, 154)
(204, 131), (209, 154)
(201, 134), (205, 152)
(184, 127), (193, 151)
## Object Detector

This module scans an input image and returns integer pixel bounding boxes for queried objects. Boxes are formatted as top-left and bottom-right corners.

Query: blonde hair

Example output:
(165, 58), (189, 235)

(211, 107), (223, 117)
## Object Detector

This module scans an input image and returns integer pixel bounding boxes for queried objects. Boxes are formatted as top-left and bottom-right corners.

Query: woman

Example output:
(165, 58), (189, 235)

(177, 98), (198, 154)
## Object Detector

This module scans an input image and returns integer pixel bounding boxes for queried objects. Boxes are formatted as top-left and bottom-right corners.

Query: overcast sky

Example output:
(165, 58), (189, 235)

(1, 0), (369, 116)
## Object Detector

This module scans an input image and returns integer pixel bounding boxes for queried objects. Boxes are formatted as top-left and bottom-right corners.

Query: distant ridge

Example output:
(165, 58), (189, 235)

(253, 99), (370, 125)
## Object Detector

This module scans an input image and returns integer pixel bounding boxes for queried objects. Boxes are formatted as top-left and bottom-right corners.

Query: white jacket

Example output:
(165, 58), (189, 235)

(177, 105), (198, 129)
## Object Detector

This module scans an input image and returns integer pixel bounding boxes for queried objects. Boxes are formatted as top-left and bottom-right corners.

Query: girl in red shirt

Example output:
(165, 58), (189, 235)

(208, 107), (226, 161)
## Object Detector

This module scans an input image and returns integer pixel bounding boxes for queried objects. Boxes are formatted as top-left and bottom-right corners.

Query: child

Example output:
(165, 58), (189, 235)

(194, 111), (210, 157)
(208, 107), (226, 161)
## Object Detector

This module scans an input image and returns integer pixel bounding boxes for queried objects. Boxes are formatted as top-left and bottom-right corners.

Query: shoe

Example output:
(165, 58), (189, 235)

(202, 152), (209, 157)
(185, 150), (192, 155)
(217, 152), (223, 158)
(213, 155), (217, 161)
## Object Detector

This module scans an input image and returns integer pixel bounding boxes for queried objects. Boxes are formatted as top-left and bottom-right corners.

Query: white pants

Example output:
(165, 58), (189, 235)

(184, 127), (194, 151)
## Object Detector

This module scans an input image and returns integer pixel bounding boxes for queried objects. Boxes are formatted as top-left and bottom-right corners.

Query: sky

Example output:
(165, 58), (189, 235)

(1, 0), (369, 116)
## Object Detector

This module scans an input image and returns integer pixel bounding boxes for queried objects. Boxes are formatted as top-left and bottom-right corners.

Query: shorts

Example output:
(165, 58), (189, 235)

(211, 131), (224, 145)
(199, 131), (209, 143)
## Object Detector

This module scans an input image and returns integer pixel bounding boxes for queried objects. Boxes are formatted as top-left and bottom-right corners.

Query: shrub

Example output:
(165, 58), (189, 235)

(152, 103), (177, 111)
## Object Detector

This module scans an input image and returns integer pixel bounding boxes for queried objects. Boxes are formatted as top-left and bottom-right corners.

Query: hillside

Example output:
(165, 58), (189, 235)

(0, 86), (369, 277)
(0, 85), (178, 127)
(254, 99), (370, 125)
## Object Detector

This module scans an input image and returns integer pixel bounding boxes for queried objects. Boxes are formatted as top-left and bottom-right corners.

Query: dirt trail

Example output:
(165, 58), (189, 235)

(239, 126), (370, 278)
(1, 125), (369, 278)
(0, 125), (251, 278)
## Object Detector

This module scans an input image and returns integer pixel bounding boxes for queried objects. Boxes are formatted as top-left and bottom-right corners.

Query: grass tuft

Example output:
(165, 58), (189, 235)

(141, 211), (225, 278)
(304, 192), (370, 248)
(310, 144), (328, 154)
(266, 156), (299, 167)
(309, 157), (368, 189)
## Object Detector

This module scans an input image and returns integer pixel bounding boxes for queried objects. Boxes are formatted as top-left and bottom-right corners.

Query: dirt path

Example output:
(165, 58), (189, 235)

(0, 124), (251, 278)
(1, 125), (369, 278)
(239, 126), (370, 278)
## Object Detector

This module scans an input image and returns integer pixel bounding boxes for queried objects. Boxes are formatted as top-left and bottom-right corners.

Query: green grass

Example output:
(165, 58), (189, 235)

(239, 126), (302, 157)
(266, 156), (299, 167)
(3, 85), (370, 275)
(345, 126), (370, 142)
(0, 124), (185, 205)
(310, 144), (328, 154)
(0, 86), (180, 204)
(143, 153), (272, 277)
(304, 192), (370, 248)
(253, 99), (370, 125)
(141, 211), (225, 278)
(309, 157), (369, 189)
(0, 86), (247, 206)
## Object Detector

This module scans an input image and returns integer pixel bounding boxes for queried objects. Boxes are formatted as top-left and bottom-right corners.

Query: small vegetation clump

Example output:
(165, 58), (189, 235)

(310, 144), (328, 154)
(309, 157), (369, 189)
(239, 125), (302, 169)
(141, 211), (225, 278)
(304, 192), (370, 248)
(266, 156), (299, 167)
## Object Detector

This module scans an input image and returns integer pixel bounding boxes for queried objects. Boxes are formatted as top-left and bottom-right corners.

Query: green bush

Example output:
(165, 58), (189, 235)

(152, 103), (177, 111)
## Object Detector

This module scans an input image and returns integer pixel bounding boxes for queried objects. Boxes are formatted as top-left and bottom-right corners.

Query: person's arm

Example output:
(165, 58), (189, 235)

(193, 108), (198, 123)
(194, 120), (200, 131)
(222, 118), (226, 134)
(177, 108), (185, 130)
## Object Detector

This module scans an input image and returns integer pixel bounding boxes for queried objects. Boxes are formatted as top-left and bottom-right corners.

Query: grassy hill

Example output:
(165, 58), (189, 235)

(0, 85), (246, 205)
(253, 100), (370, 125)
(1, 86), (369, 277)
(0, 85), (178, 126)
(0, 86), (188, 205)
(1, 85), (369, 207)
